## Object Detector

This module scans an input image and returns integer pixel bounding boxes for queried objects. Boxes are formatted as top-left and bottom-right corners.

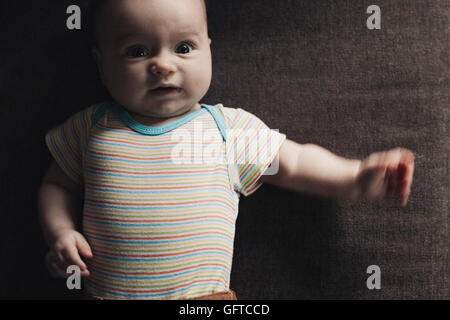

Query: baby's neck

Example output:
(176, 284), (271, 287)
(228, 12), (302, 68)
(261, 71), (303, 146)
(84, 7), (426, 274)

(128, 103), (202, 127)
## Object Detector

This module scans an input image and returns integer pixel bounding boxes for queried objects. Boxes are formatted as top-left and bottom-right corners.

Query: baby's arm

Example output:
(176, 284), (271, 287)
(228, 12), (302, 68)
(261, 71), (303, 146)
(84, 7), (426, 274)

(261, 139), (414, 206)
(38, 161), (92, 278)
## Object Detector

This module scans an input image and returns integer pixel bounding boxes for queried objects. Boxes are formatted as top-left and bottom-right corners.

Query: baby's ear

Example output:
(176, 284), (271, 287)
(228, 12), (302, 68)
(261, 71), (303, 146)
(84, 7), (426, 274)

(91, 47), (104, 81)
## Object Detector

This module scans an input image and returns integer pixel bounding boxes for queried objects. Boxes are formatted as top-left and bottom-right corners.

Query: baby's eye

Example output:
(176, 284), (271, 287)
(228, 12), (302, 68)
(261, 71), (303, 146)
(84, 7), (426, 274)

(175, 42), (194, 54)
(125, 45), (150, 58)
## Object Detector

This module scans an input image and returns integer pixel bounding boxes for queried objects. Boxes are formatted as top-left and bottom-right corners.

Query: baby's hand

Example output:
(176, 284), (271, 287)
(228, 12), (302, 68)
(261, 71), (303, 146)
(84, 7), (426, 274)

(45, 229), (93, 278)
(356, 147), (415, 206)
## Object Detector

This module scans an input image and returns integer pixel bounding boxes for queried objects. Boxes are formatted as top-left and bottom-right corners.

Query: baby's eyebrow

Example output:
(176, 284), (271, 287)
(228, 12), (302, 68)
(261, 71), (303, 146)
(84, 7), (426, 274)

(113, 28), (204, 45)
(115, 32), (139, 43)
(177, 28), (204, 38)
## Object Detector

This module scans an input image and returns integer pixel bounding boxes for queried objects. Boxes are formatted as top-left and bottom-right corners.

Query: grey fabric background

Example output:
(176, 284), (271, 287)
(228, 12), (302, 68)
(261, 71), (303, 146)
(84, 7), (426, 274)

(0, 0), (447, 299)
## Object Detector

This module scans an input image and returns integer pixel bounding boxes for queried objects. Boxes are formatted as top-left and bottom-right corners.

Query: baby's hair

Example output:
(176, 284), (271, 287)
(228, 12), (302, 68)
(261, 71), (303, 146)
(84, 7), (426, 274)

(87, 0), (209, 49)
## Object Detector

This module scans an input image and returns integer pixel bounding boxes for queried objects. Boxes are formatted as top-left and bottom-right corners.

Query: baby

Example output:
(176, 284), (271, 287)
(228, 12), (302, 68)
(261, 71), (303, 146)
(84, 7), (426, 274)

(38, 0), (415, 300)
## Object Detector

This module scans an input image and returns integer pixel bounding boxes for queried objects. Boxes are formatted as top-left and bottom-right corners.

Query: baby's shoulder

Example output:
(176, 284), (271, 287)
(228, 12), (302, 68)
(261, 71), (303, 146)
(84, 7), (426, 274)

(211, 103), (255, 129)
(68, 101), (107, 120)
(54, 102), (112, 134)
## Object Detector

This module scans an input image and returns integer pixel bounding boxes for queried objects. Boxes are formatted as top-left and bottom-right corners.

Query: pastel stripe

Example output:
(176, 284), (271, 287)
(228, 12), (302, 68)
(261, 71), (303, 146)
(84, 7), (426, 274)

(45, 103), (285, 299)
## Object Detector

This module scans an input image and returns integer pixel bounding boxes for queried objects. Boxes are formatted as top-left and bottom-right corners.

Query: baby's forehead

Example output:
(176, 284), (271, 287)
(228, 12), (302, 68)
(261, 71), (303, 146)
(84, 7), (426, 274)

(97, 0), (207, 24)
(96, 0), (207, 40)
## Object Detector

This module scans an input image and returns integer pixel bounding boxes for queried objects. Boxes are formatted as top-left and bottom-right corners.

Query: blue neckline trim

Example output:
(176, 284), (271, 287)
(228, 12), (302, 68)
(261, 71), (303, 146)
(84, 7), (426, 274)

(114, 103), (208, 136)
(201, 104), (227, 142)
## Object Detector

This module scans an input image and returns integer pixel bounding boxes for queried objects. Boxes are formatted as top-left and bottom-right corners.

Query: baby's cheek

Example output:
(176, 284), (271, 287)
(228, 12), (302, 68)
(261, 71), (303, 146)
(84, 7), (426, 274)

(111, 70), (146, 97)
(189, 65), (212, 97)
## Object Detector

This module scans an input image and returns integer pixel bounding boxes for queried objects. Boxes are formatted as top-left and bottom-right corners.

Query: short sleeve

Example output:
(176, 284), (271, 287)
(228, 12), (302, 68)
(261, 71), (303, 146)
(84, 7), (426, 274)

(44, 105), (98, 185)
(222, 107), (286, 197)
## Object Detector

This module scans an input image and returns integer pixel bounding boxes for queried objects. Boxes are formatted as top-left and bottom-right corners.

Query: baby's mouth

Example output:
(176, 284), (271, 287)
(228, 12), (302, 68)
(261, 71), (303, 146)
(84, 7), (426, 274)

(152, 86), (179, 91)
(150, 86), (182, 95)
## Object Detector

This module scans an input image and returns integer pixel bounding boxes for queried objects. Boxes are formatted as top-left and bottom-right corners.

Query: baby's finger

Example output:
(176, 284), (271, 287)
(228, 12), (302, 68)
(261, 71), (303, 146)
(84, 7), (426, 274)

(52, 248), (91, 277)
(61, 246), (88, 272)
(399, 148), (415, 163)
(385, 148), (403, 167)
(66, 264), (91, 277)
(363, 150), (390, 171)
(397, 163), (407, 193)
(385, 166), (397, 199)
(80, 269), (91, 277)
(363, 148), (401, 179)
(401, 159), (415, 207)
(55, 258), (91, 277)
(46, 251), (82, 278)
(397, 150), (414, 204)
(75, 234), (94, 259)
(53, 250), (73, 274)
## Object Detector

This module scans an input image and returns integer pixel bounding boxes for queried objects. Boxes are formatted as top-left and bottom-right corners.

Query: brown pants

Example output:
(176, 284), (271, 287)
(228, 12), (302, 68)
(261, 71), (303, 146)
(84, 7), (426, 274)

(85, 289), (237, 300)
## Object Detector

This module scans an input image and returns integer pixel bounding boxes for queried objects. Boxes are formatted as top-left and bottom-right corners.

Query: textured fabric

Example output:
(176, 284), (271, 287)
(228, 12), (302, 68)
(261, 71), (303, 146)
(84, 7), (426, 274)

(44, 102), (286, 299)
(183, 289), (237, 300)
(85, 289), (238, 300)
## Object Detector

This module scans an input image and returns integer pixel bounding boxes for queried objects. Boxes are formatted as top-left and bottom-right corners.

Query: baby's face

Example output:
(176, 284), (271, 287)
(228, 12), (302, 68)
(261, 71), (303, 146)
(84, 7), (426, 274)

(93, 0), (212, 120)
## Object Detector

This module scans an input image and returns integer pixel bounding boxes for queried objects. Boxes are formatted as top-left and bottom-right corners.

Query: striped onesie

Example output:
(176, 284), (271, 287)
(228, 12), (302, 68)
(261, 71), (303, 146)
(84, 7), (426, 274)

(45, 102), (286, 299)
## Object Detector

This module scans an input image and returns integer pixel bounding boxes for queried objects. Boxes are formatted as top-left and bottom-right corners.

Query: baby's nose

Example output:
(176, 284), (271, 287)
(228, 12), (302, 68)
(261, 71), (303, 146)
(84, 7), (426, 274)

(149, 60), (176, 76)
